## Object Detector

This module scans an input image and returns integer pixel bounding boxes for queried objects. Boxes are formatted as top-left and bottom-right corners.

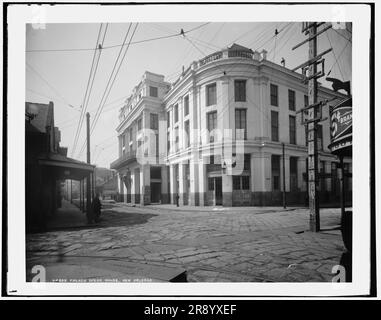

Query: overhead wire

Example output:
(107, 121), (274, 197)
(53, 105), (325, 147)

(77, 23), (139, 158)
(26, 22), (211, 53)
(71, 23), (107, 156)
(26, 62), (73, 107)
(76, 22), (134, 158)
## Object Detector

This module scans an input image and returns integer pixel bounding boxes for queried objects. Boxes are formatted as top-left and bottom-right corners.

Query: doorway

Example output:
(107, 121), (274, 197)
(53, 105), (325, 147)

(215, 176), (222, 205)
(150, 182), (161, 203)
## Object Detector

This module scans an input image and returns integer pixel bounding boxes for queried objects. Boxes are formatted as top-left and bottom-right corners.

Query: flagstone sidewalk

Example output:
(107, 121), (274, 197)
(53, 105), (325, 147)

(26, 203), (346, 282)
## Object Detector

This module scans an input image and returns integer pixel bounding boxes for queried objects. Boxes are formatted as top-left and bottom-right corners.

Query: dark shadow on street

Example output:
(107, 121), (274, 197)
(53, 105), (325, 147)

(40, 200), (157, 233)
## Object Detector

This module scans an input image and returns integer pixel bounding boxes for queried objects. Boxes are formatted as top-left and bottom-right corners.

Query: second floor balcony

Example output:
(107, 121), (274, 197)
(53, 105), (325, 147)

(110, 149), (137, 170)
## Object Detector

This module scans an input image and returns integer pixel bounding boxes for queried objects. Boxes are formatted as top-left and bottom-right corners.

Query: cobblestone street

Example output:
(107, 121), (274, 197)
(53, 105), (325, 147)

(26, 202), (345, 282)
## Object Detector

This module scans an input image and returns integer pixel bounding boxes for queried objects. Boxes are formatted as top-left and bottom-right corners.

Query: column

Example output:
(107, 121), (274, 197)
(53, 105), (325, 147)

(283, 155), (290, 192)
(140, 164), (150, 205)
(222, 174), (233, 207)
(169, 164), (177, 204)
(133, 168), (140, 204)
(189, 86), (198, 148)
(161, 165), (169, 204)
(198, 162), (207, 206)
(178, 98), (184, 150)
(189, 160), (199, 206)
(259, 76), (270, 139)
(178, 162), (185, 205)
(251, 152), (271, 205)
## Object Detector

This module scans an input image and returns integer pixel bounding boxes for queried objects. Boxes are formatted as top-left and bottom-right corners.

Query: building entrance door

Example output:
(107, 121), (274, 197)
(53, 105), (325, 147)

(215, 176), (222, 205)
(150, 182), (161, 203)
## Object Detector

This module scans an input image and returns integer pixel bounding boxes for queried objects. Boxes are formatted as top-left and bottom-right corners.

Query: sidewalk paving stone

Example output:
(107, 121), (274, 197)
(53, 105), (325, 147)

(26, 204), (346, 282)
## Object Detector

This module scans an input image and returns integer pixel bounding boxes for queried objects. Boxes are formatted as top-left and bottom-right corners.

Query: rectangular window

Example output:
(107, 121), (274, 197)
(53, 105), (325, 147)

(288, 89), (295, 111)
(289, 115), (296, 144)
(167, 111), (170, 128)
(271, 111), (279, 142)
(184, 120), (190, 148)
(137, 118), (142, 131)
(208, 177), (215, 191)
(234, 80), (246, 102)
(242, 176), (250, 190)
(290, 157), (298, 191)
(167, 132), (170, 153)
(149, 86), (158, 97)
(206, 83), (217, 106)
(207, 111), (217, 142)
(272, 155), (281, 191)
(305, 126), (308, 146)
(244, 154), (251, 171)
(320, 161), (326, 192)
(270, 84), (278, 106)
(233, 176), (241, 190)
(174, 127), (179, 152)
(121, 135), (126, 154)
(304, 95), (309, 107)
(235, 109), (247, 140)
(174, 104), (179, 123)
(129, 127), (133, 143)
(184, 95), (189, 116)
(317, 124), (323, 150)
(150, 113), (158, 130)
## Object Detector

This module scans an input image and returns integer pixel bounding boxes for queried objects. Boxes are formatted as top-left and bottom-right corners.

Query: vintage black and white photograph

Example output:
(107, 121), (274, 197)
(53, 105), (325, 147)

(4, 2), (374, 297)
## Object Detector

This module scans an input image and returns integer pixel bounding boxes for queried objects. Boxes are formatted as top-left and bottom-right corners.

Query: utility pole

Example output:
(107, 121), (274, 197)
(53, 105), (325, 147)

(306, 23), (320, 232)
(292, 22), (332, 232)
(86, 112), (92, 218)
(282, 142), (286, 209)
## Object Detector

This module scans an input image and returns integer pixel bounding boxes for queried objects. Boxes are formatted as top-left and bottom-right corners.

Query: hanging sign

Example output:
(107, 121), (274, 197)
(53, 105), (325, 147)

(328, 97), (352, 156)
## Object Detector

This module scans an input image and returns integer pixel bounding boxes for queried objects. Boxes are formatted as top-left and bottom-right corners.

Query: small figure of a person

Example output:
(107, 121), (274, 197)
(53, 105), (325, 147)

(92, 193), (102, 223)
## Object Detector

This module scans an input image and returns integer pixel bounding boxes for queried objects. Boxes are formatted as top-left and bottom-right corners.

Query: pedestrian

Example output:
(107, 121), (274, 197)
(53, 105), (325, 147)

(176, 193), (180, 207)
(92, 193), (102, 223)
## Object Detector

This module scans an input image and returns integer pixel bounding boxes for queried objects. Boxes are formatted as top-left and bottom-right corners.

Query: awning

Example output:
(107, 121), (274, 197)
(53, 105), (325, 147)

(38, 152), (95, 180)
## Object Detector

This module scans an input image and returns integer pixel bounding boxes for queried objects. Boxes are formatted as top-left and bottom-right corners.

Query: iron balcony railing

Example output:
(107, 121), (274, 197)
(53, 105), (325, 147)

(110, 149), (137, 170)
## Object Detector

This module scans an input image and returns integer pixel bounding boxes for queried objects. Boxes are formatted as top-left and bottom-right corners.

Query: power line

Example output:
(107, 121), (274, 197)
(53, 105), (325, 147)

(184, 35), (207, 58)
(26, 23), (211, 53)
(26, 62), (73, 107)
(331, 28), (352, 43)
(252, 22), (293, 52)
(326, 37), (350, 79)
(76, 22), (133, 157)
(71, 23), (106, 156)
(91, 24), (136, 132)
(325, 31), (345, 80)
(78, 23), (138, 158)
(25, 88), (79, 111)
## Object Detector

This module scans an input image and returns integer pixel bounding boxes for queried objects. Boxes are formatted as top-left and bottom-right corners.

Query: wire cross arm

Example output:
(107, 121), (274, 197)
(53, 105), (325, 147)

(292, 23), (332, 50)
(291, 48), (332, 72)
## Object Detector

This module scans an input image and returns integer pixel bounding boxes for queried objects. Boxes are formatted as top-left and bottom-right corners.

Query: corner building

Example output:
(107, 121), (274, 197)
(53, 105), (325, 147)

(111, 44), (352, 206)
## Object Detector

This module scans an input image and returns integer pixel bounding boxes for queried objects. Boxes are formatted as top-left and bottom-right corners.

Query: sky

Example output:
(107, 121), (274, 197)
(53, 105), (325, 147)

(25, 22), (352, 168)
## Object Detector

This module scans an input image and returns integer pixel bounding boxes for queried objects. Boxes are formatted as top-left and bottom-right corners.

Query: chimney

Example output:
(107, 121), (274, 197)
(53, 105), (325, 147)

(281, 57), (285, 67)
(182, 65), (185, 75)
(260, 49), (267, 61)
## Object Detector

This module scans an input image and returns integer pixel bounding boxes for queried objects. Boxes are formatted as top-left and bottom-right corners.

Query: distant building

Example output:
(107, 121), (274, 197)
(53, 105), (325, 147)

(25, 101), (94, 232)
(111, 44), (352, 206)
(94, 167), (118, 200)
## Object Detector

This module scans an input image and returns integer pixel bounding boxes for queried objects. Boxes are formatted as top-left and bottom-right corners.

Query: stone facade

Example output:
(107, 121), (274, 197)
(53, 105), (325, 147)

(111, 44), (352, 206)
